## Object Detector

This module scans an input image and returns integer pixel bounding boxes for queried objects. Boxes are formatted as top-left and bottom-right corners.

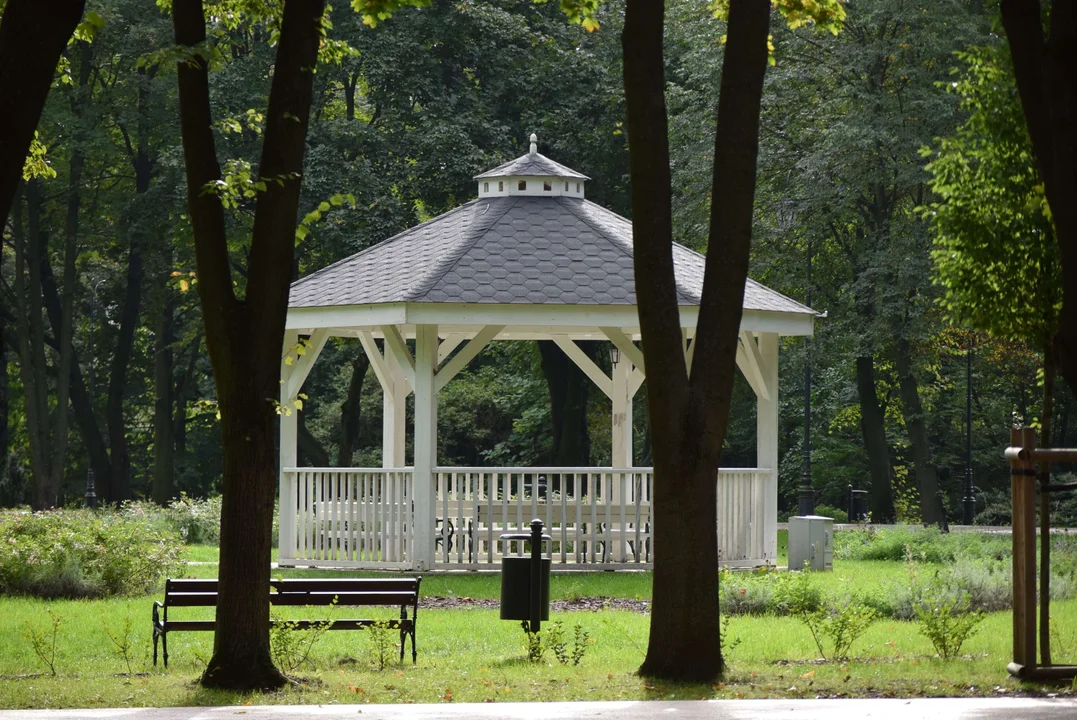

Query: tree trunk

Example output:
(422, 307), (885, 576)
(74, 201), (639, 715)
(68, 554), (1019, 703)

(173, 0), (326, 690)
(104, 241), (143, 503)
(856, 355), (896, 523)
(893, 336), (942, 525)
(625, 0), (771, 681)
(0, 0), (86, 226)
(152, 294), (175, 504)
(337, 352), (369, 466)
(298, 409), (330, 467)
(537, 340), (595, 466)
(1001, 2), (1077, 396)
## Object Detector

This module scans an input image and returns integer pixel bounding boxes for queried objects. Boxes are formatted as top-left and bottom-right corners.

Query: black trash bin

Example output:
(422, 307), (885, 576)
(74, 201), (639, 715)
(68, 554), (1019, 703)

(499, 519), (551, 632)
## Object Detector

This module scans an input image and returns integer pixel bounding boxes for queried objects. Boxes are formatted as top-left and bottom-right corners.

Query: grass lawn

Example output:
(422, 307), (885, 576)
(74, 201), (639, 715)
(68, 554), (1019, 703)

(2, 556), (1077, 709)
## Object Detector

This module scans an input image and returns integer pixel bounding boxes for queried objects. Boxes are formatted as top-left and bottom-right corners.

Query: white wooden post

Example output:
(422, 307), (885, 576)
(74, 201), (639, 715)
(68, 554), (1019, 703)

(413, 324), (439, 570)
(756, 332), (780, 564)
(383, 350), (406, 468)
(611, 358), (632, 468)
(279, 330), (299, 565)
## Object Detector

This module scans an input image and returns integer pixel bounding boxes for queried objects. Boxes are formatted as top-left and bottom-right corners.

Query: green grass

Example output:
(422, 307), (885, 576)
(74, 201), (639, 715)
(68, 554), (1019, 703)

(2, 560), (1077, 708)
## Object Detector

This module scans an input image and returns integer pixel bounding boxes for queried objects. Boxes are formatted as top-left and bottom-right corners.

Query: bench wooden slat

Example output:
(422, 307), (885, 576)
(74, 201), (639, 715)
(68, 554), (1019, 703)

(271, 579), (418, 593)
(271, 591), (417, 607)
(165, 592), (223, 607)
(166, 580), (220, 593)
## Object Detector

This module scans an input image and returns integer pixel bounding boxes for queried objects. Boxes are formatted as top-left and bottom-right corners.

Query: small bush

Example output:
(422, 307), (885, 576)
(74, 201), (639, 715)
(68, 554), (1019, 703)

(814, 504), (849, 524)
(833, 526), (1011, 563)
(914, 587), (984, 659)
(0, 509), (184, 598)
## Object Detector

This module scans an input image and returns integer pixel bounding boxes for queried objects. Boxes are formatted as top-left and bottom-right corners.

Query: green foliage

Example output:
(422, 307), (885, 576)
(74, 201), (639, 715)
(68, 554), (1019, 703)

(814, 504), (848, 523)
(832, 526), (1009, 564)
(364, 619), (396, 670)
(924, 42), (1059, 345)
(122, 495), (223, 546)
(270, 606), (336, 674)
(914, 586), (984, 659)
(23, 609), (63, 676)
(779, 572), (877, 661)
(0, 509), (184, 598)
(521, 620), (592, 665)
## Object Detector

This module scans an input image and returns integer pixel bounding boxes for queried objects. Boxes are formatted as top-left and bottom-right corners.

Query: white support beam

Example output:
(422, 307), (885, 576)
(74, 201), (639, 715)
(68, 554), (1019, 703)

(283, 329), (329, 402)
(383, 349), (407, 467)
(435, 325), (504, 392)
(358, 331), (390, 392)
(685, 337), (696, 376)
(279, 330), (299, 564)
(736, 331), (771, 401)
(381, 324), (416, 389)
(437, 333), (468, 363)
(601, 327), (645, 373)
(756, 332), (780, 563)
(551, 335), (613, 399)
(629, 367), (646, 397)
(413, 324), (439, 571)
(612, 359), (633, 469)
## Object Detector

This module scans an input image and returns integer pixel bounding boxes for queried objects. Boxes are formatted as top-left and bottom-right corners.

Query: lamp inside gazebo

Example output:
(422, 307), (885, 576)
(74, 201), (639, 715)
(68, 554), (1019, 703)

(278, 134), (816, 572)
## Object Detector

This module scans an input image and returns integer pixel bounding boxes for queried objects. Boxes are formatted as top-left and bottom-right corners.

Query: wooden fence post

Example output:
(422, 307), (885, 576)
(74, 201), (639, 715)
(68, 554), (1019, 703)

(1009, 426), (1038, 675)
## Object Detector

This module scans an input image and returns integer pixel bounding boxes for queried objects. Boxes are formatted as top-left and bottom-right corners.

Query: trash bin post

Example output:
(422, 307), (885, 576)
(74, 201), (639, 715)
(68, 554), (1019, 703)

(529, 518), (543, 634)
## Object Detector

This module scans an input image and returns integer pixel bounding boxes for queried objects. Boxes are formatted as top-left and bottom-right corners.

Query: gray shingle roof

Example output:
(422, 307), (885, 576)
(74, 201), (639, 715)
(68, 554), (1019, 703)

(474, 152), (589, 180)
(289, 196), (814, 316)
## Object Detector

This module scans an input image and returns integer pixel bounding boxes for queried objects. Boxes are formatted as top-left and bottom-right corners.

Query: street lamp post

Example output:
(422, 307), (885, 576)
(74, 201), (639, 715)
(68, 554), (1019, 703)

(962, 333), (975, 524)
(84, 282), (100, 509)
(798, 235), (815, 517)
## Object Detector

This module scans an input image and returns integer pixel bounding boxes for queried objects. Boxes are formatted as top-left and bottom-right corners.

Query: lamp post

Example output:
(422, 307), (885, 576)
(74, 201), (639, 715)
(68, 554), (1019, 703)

(962, 332), (975, 524)
(84, 281), (101, 509)
(798, 234), (815, 517)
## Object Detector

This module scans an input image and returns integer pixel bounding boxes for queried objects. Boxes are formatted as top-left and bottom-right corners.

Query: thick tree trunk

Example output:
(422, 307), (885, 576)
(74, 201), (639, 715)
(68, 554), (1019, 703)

(152, 294), (175, 504)
(0, 240), (7, 473)
(537, 340), (595, 466)
(626, 0), (771, 682)
(337, 352), (369, 466)
(173, 0), (325, 690)
(0, 0), (85, 226)
(893, 337), (942, 525)
(1001, 2), (1077, 395)
(104, 242), (143, 503)
(856, 355), (896, 523)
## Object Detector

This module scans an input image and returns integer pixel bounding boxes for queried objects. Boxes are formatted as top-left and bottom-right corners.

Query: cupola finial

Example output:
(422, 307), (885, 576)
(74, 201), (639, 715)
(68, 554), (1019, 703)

(529, 132), (538, 155)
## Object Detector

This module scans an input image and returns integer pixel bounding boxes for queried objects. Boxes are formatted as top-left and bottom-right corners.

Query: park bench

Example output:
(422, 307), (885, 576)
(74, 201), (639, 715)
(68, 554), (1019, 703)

(151, 576), (421, 668)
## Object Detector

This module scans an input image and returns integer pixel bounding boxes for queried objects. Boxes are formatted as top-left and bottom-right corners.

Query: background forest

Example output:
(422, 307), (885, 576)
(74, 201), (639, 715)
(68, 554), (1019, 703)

(0, 0), (1065, 524)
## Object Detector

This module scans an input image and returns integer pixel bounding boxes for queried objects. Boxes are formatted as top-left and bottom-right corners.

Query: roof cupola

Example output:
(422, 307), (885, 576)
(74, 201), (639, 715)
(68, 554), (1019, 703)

(475, 133), (589, 199)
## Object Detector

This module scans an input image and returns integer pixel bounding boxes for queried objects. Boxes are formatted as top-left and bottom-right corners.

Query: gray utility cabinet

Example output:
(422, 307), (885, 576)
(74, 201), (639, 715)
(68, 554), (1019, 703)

(788, 515), (834, 571)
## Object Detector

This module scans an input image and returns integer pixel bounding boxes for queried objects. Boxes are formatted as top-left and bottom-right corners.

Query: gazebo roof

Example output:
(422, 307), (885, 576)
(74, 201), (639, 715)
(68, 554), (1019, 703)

(289, 194), (811, 315)
(287, 136), (815, 337)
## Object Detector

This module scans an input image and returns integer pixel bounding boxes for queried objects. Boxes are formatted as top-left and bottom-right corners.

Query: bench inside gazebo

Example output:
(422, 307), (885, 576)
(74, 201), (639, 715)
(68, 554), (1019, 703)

(278, 135), (815, 572)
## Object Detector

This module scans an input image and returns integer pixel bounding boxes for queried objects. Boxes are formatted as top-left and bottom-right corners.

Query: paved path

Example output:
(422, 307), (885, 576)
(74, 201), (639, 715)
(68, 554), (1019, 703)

(3, 699), (1077, 720)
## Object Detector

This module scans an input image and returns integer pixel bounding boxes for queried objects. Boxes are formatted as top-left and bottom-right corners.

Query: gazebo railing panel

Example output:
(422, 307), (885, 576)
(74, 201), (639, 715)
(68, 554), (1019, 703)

(281, 466), (773, 569)
(434, 467), (654, 567)
(281, 468), (414, 567)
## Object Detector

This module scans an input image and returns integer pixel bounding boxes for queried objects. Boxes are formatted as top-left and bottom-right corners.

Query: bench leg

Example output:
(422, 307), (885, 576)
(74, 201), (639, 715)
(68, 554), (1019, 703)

(152, 630), (159, 667)
(162, 632), (169, 669)
(411, 628), (417, 663)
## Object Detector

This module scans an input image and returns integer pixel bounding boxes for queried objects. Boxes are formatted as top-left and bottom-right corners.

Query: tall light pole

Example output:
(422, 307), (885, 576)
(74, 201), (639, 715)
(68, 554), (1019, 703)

(798, 234), (815, 517)
(84, 281), (101, 509)
(962, 332), (975, 524)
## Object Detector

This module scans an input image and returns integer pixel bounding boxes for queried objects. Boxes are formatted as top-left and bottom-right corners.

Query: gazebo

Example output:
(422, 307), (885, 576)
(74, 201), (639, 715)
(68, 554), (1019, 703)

(278, 135), (815, 571)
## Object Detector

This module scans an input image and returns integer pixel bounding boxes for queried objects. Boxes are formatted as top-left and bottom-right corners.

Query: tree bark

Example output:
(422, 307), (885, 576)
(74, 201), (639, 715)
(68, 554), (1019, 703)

(626, 0), (771, 681)
(1001, 2), (1077, 395)
(173, 0), (325, 690)
(856, 355), (896, 523)
(152, 293), (175, 504)
(298, 409), (330, 467)
(893, 337), (942, 525)
(0, 0), (86, 226)
(337, 352), (369, 466)
(537, 340), (595, 466)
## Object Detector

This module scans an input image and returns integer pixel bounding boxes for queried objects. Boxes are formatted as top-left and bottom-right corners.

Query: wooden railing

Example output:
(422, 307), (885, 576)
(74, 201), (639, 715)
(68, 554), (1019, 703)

(280, 466), (773, 569)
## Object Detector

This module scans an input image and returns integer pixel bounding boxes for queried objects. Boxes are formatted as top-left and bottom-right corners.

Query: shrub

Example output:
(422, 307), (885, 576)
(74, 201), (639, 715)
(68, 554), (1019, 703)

(833, 526), (1011, 563)
(814, 504), (849, 524)
(914, 587), (984, 659)
(0, 509), (184, 598)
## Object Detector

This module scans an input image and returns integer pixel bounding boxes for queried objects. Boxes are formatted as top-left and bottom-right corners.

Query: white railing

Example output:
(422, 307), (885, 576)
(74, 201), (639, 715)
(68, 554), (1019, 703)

(282, 468), (414, 567)
(434, 467), (653, 568)
(280, 466), (773, 569)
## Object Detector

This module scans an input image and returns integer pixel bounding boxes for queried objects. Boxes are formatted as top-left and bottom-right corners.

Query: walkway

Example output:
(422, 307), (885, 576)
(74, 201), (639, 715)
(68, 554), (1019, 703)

(4, 698), (1076, 720)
